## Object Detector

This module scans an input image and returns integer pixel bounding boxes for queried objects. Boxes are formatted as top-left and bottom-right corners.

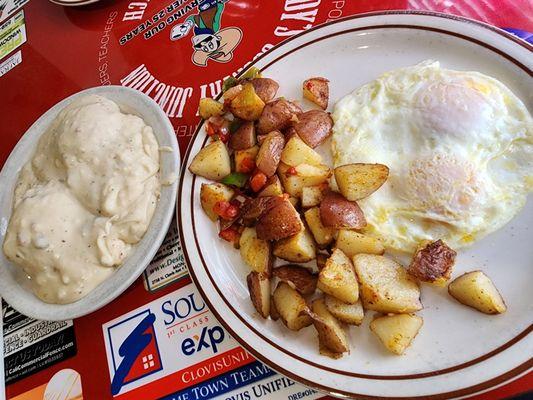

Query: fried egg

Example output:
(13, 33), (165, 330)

(332, 61), (532, 253)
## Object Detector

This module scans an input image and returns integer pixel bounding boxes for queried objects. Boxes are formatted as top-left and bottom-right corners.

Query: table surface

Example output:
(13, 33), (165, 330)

(0, 1), (531, 399)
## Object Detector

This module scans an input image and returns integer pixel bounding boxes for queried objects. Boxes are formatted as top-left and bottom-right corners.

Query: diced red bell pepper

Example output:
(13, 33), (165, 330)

(250, 171), (267, 192)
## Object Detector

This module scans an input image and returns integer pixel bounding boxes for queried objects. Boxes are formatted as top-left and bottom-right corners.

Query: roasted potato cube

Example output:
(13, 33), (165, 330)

(316, 253), (328, 271)
(304, 207), (335, 248)
(288, 196), (299, 208)
(311, 298), (349, 355)
(223, 83), (243, 101)
(230, 83), (265, 121)
(324, 295), (364, 325)
(273, 265), (317, 295)
(370, 314), (423, 355)
(273, 282), (312, 331)
(258, 175), (284, 197)
(317, 248), (359, 304)
(270, 297), (280, 320)
(303, 77), (329, 110)
(256, 131), (285, 177)
(256, 198), (304, 241)
(320, 191), (366, 229)
(189, 140), (231, 181)
(234, 145), (259, 173)
(273, 226), (317, 263)
(278, 162), (331, 197)
(448, 271), (506, 314)
(280, 136), (323, 167)
(250, 77), (279, 103)
(409, 240), (456, 286)
(354, 254), (422, 313)
(239, 227), (272, 276)
(301, 185), (326, 208)
(229, 121), (256, 150)
(335, 229), (385, 258)
(240, 196), (282, 227)
(257, 99), (302, 134)
(334, 163), (389, 201)
(200, 183), (234, 221)
(247, 272), (270, 318)
(199, 98), (224, 119)
(292, 110), (333, 148)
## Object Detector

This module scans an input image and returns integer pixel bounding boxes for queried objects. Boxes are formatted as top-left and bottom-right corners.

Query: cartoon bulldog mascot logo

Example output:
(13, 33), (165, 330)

(170, 0), (243, 67)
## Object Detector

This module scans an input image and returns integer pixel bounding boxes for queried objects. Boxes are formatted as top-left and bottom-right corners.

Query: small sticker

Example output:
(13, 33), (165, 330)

(2, 300), (77, 384)
(9, 368), (84, 400)
(143, 217), (188, 292)
(0, 9), (26, 60)
(0, 48), (20, 77)
(0, 0), (29, 23)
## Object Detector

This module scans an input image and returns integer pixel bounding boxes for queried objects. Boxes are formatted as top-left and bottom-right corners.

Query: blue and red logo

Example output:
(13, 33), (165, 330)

(107, 309), (163, 395)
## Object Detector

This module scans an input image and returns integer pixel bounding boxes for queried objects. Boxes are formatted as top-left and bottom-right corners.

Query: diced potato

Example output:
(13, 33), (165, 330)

(354, 254), (422, 314)
(324, 295), (364, 325)
(278, 162), (331, 197)
(230, 83), (265, 121)
(370, 314), (423, 355)
(316, 253), (328, 271)
(408, 240), (456, 286)
(335, 230), (385, 258)
(273, 282), (312, 331)
(301, 185), (326, 208)
(273, 265), (317, 295)
(320, 191), (366, 230)
(270, 297), (280, 320)
(258, 175), (284, 197)
(304, 207), (335, 248)
(311, 298), (349, 355)
(273, 226), (317, 263)
(288, 196), (299, 208)
(317, 249), (359, 304)
(293, 110), (333, 148)
(200, 183), (234, 221)
(229, 121), (256, 150)
(234, 146), (259, 173)
(448, 271), (506, 314)
(199, 98), (224, 119)
(303, 77), (329, 110)
(256, 198), (304, 241)
(334, 163), (389, 201)
(239, 227), (272, 276)
(189, 140), (231, 181)
(280, 136), (323, 167)
(256, 131), (285, 177)
(247, 272), (270, 318)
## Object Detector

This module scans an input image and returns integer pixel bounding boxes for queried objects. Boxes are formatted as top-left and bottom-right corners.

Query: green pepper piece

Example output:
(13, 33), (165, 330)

(240, 66), (261, 80)
(222, 77), (238, 92)
(221, 172), (249, 188)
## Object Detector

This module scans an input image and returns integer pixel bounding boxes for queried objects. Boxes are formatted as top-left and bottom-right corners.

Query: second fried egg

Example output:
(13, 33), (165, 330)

(332, 61), (532, 253)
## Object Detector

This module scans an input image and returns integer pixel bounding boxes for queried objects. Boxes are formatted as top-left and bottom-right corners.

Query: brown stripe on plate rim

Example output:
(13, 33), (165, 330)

(177, 11), (533, 399)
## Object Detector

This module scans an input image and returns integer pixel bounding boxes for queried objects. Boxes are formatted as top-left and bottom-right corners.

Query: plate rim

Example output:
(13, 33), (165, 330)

(177, 10), (532, 399)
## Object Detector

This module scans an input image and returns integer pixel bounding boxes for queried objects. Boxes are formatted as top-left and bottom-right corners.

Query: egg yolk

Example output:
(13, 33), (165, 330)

(400, 153), (484, 219)
(415, 81), (491, 140)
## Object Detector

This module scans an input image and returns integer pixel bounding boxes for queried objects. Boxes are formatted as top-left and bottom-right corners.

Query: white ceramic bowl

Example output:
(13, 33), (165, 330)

(0, 86), (180, 320)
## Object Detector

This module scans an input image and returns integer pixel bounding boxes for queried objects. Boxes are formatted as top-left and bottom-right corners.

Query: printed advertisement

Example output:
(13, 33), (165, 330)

(2, 300), (76, 385)
(0, 10), (25, 60)
(0, 0), (28, 23)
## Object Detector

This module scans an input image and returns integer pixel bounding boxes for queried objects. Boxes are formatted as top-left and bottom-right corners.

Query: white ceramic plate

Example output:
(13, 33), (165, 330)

(178, 11), (533, 400)
(0, 86), (180, 321)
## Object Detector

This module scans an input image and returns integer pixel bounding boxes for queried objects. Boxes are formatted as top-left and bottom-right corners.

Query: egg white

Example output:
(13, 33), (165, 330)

(332, 61), (532, 252)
